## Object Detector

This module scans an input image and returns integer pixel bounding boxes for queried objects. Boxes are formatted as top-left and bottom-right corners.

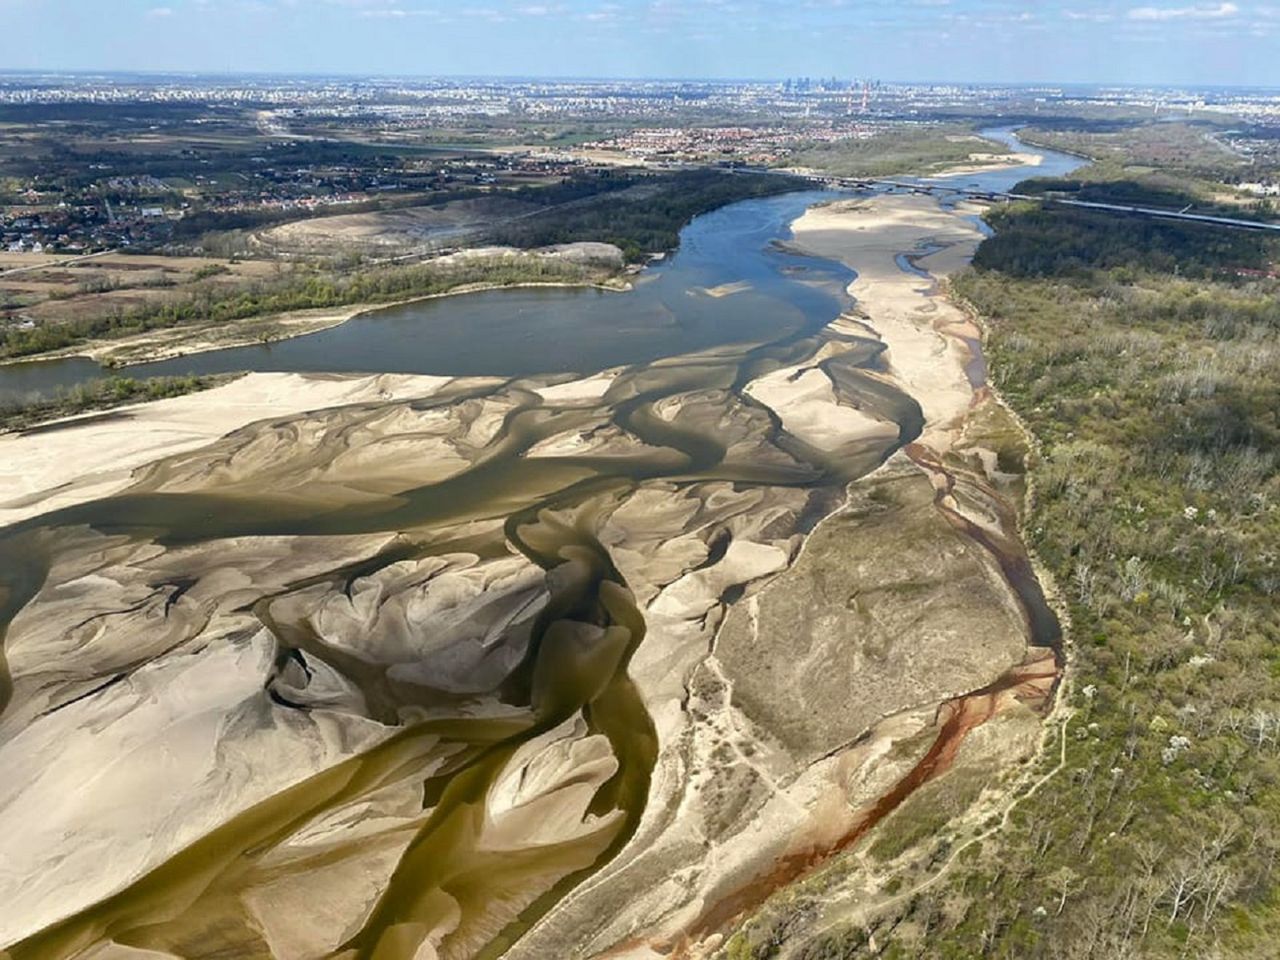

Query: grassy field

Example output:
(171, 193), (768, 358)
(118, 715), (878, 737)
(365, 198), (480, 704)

(1, 253), (287, 324)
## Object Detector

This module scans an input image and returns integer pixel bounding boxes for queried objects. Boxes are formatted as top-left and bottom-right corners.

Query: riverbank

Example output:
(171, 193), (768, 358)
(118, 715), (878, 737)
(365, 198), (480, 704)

(20, 302), (397, 367)
(789, 194), (987, 447)
(0, 191), (1011, 956)
(2, 265), (633, 372)
(600, 191), (1072, 959)
(0, 372), (234, 435)
(497, 190), (1063, 960)
(0, 371), (468, 527)
(783, 142), (1038, 183)
(923, 150), (1044, 179)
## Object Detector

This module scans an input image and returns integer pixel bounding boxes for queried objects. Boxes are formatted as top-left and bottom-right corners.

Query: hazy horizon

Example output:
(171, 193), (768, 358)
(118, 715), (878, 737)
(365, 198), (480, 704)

(3, 0), (1277, 87)
(3, 67), (1279, 92)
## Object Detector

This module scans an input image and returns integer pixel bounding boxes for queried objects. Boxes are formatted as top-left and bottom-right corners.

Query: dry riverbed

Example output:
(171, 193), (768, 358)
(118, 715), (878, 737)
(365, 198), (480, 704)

(0, 193), (1062, 960)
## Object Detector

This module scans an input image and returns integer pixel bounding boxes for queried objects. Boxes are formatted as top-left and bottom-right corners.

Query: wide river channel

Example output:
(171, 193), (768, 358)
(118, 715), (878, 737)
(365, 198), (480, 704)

(0, 128), (1080, 402)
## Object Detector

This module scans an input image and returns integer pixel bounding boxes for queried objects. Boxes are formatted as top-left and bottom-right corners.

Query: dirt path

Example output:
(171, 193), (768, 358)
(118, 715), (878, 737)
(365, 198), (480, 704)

(0, 249), (119, 278)
(796, 708), (1073, 954)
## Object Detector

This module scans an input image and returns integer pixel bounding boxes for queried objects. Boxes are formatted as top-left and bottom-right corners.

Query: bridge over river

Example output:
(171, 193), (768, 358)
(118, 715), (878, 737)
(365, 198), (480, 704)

(793, 172), (1280, 235)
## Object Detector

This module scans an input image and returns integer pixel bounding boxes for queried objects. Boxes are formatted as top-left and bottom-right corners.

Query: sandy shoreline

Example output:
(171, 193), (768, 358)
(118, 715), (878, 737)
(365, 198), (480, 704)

(781, 148), (1040, 183)
(788, 194), (988, 449)
(925, 150), (1043, 179)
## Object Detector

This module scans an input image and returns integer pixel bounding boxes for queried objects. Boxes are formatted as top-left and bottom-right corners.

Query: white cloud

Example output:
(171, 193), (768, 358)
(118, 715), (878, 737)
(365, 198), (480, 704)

(1128, 2), (1238, 20)
(1064, 9), (1116, 22)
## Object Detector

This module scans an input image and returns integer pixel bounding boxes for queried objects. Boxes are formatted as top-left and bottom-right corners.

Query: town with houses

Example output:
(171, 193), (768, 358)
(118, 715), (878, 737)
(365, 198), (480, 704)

(3, 73), (1279, 257)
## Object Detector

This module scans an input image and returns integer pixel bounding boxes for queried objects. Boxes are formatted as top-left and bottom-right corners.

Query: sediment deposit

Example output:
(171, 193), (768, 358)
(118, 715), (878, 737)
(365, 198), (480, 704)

(0, 191), (1060, 960)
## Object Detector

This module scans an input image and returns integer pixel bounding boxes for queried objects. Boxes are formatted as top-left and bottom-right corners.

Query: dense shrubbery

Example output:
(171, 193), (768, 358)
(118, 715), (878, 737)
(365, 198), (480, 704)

(1017, 177), (1202, 210)
(941, 265), (1278, 959)
(0, 374), (225, 432)
(975, 198), (1280, 278)
(487, 169), (801, 261)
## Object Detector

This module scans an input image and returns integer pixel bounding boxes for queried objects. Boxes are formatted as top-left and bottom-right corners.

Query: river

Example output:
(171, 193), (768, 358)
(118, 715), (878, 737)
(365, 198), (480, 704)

(0, 130), (1083, 960)
(0, 128), (1080, 403)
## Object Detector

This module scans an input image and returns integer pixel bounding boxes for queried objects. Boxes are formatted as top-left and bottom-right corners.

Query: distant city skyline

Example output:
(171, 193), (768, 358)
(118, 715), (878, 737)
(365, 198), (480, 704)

(3, 0), (1277, 87)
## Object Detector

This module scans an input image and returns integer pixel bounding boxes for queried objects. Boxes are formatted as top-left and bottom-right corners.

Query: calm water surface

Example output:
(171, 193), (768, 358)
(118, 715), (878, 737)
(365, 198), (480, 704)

(0, 128), (1083, 402)
(0, 190), (851, 401)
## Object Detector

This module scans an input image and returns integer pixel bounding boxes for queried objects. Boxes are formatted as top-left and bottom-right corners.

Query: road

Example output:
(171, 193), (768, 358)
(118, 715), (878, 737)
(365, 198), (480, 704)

(0, 248), (121, 279)
(1032, 196), (1280, 233)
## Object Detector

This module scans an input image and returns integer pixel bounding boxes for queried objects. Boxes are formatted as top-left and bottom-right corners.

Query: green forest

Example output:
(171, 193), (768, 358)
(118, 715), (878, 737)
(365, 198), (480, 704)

(487, 169), (802, 261)
(976, 192), (1278, 277)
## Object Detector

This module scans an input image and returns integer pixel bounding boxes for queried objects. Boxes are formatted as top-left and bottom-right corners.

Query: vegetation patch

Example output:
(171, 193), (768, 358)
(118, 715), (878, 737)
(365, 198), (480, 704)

(486, 169), (804, 261)
(789, 125), (1007, 179)
(0, 253), (607, 359)
(1, 373), (230, 432)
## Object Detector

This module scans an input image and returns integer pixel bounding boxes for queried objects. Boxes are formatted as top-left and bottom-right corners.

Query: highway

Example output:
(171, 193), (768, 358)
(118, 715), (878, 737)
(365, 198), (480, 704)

(1030, 197), (1280, 233)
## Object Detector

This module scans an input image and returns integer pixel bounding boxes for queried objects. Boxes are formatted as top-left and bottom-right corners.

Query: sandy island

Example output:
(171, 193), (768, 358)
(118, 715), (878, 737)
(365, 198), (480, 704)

(925, 150), (1044, 179)
(789, 195), (988, 447)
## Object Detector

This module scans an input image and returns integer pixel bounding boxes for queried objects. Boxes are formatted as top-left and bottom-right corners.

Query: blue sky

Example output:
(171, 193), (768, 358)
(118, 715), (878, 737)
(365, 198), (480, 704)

(3, 0), (1277, 86)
